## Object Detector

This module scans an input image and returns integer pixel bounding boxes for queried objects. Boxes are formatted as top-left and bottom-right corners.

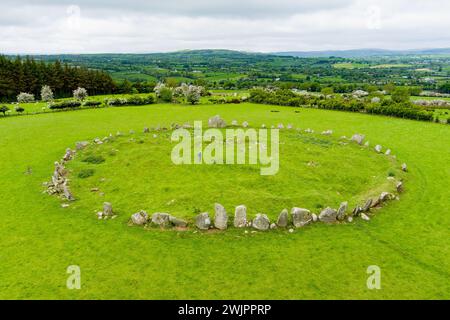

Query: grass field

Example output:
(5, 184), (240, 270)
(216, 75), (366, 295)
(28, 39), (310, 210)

(0, 102), (449, 299)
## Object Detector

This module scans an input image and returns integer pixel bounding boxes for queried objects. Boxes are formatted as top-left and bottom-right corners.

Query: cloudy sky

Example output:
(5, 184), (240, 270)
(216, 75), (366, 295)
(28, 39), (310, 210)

(1, 0), (450, 54)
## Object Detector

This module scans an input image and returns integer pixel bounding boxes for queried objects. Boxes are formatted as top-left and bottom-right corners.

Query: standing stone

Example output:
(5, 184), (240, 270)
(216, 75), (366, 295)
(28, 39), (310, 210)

(277, 123), (284, 129)
(143, 127), (150, 133)
(76, 141), (89, 150)
(364, 141), (370, 147)
(169, 215), (188, 227)
(214, 203), (228, 230)
(276, 209), (289, 227)
(234, 205), (247, 228)
(252, 214), (270, 231)
(361, 213), (370, 221)
(347, 216), (353, 223)
(401, 163), (408, 172)
(362, 199), (373, 212)
(151, 213), (171, 227)
(291, 207), (312, 227)
(385, 149), (391, 155)
(379, 192), (393, 202)
(312, 213), (318, 222)
(321, 130), (333, 135)
(351, 134), (365, 145)
(336, 201), (348, 221)
(131, 210), (148, 225)
(63, 148), (74, 162)
(352, 206), (362, 217)
(396, 181), (403, 193)
(319, 207), (337, 223)
(103, 202), (113, 216)
(195, 212), (211, 230)
(242, 121), (249, 128)
(270, 223), (277, 229)
(374, 145), (382, 153)
(231, 120), (238, 126)
(62, 182), (74, 201)
(208, 115), (227, 128)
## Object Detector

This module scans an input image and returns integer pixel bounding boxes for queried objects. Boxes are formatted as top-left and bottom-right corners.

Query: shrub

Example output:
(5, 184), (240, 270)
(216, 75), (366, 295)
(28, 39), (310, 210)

(15, 106), (25, 114)
(159, 87), (174, 102)
(78, 169), (95, 179)
(83, 100), (102, 107)
(82, 155), (105, 164)
(0, 105), (10, 115)
(105, 95), (154, 106)
(17, 92), (35, 103)
(49, 100), (82, 109)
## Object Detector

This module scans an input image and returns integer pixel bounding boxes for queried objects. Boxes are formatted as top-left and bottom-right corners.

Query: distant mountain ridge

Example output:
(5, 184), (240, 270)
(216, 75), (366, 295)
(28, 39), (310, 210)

(273, 48), (450, 58)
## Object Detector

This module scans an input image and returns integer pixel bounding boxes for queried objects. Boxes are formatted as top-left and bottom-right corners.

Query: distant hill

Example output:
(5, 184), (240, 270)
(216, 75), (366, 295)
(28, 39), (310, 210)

(273, 48), (450, 58)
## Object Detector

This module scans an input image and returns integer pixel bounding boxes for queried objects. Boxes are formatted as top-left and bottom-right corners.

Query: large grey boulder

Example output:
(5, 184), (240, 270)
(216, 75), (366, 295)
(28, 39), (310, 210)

(208, 115), (227, 128)
(151, 212), (171, 227)
(252, 214), (270, 231)
(214, 203), (228, 230)
(276, 209), (289, 227)
(291, 207), (312, 227)
(131, 210), (148, 225)
(195, 212), (211, 230)
(351, 134), (365, 145)
(234, 205), (247, 228)
(319, 207), (337, 223)
(169, 215), (188, 227)
(336, 201), (348, 221)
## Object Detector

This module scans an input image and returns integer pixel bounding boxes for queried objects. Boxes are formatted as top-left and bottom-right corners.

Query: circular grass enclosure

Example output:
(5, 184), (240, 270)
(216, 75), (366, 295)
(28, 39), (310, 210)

(65, 128), (403, 222)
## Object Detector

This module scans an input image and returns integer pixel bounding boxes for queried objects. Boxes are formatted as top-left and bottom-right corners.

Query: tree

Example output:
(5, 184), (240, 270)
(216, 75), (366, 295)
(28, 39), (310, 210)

(391, 87), (410, 103)
(0, 105), (9, 115)
(40, 85), (54, 102)
(17, 92), (35, 103)
(154, 82), (173, 102)
(178, 84), (203, 105)
(73, 87), (88, 101)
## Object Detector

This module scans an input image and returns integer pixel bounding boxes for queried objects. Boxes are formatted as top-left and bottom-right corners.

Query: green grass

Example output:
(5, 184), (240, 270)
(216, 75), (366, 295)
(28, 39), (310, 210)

(332, 63), (367, 69)
(0, 103), (449, 299)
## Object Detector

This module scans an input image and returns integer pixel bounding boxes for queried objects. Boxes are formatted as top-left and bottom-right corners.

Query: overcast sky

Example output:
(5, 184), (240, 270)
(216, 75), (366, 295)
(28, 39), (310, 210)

(1, 0), (450, 54)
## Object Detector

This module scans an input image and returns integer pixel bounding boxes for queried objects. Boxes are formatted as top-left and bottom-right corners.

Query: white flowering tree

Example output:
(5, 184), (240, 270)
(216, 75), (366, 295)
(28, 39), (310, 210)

(40, 85), (54, 102)
(17, 92), (35, 103)
(183, 84), (203, 105)
(73, 87), (88, 101)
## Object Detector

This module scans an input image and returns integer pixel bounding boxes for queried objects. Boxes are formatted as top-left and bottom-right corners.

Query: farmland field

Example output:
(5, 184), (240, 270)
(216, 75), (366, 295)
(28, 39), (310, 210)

(0, 102), (449, 299)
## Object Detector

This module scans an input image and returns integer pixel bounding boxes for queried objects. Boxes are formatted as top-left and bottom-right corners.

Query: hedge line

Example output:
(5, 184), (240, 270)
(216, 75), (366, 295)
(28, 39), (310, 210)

(248, 89), (433, 122)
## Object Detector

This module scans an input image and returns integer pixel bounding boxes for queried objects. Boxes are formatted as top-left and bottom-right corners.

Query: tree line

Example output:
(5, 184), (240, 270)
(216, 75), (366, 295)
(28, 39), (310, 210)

(0, 55), (116, 102)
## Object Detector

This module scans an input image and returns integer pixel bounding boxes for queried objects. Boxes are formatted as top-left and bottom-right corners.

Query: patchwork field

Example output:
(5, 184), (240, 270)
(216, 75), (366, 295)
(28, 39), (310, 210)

(0, 103), (449, 299)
